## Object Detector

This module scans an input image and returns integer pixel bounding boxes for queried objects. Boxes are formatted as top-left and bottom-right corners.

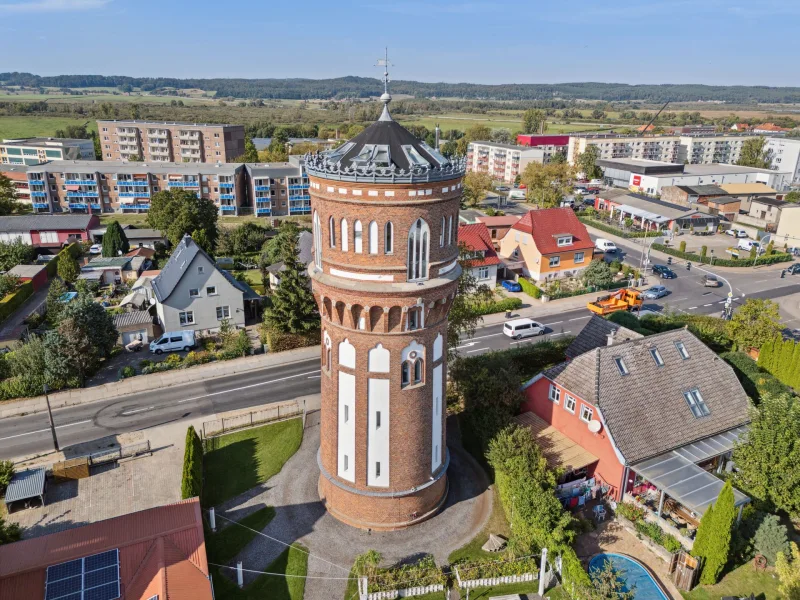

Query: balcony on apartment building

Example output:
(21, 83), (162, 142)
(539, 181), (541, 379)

(65, 174), (96, 185)
(254, 179), (271, 191)
(66, 186), (99, 198)
(178, 131), (201, 141)
(121, 201), (150, 212)
(147, 129), (169, 137)
(167, 177), (200, 188)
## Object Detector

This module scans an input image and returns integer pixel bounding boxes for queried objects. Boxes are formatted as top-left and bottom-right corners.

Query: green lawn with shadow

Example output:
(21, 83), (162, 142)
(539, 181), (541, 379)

(680, 563), (780, 600)
(206, 506), (276, 565)
(210, 543), (307, 600)
(203, 417), (303, 507)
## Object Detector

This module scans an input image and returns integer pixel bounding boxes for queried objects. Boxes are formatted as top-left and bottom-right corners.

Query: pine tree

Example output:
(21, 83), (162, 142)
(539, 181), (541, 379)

(101, 220), (129, 257)
(263, 222), (318, 333)
(779, 340), (795, 384)
(758, 338), (774, 372)
(696, 481), (736, 585)
(692, 503), (714, 560)
(791, 342), (800, 390)
(56, 251), (79, 283)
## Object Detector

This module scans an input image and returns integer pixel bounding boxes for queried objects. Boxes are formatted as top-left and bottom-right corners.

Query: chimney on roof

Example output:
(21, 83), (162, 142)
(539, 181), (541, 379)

(607, 329), (617, 346)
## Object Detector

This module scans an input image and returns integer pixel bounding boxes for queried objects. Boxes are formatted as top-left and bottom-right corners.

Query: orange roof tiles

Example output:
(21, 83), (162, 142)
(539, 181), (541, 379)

(458, 223), (501, 267)
(511, 207), (595, 255)
(0, 498), (212, 600)
(753, 122), (790, 132)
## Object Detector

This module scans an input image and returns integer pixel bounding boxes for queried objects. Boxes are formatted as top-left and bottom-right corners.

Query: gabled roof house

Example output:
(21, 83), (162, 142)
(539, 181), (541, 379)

(152, 235), (260, 334)
(457, 222), (500, 283)
(519, 322), (751, 528)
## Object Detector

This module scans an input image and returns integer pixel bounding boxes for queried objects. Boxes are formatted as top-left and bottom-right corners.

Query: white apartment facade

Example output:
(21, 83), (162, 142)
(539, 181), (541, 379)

(567, 135), (681, 166)
(0, 138), (95, 165)
(767, 137), (800, 185)
(466, 141), (547, 183)
(677, 135), (752, 165)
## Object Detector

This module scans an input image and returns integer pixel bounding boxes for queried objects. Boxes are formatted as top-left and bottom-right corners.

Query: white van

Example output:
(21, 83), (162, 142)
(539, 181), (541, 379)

(150, 330), (196, 354)
(737, 239), (760, 252)
(595, 238), (618, 253)
(503, 318), (546, 340)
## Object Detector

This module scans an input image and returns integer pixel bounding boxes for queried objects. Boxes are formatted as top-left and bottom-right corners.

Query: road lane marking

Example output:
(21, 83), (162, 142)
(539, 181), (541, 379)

(703, 303), (713, 307)
(569, 316), (588, 321)
(307, 375), (321, 379)
(0, 419), (92, 442)
(177, 370), (322, 403)
(466, 348), (486, 353)
(547, 321), (563, 325)
(688, 306), (698, 310)
(461, 333), (504, 343)
(121, 406), (155, 416)
(549, 331), (572, 337)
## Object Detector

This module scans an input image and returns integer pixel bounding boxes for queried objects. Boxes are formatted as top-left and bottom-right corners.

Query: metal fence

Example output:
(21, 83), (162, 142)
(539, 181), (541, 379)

(88, 440), (151, 467)
(202, 400), (305, 439)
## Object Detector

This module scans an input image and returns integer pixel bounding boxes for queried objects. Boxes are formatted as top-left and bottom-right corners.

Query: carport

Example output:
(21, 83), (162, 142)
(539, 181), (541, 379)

(4, 467), (46, 510)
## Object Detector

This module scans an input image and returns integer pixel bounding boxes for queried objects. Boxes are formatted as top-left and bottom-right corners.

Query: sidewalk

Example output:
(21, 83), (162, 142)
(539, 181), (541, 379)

(0, 345), (320, 419)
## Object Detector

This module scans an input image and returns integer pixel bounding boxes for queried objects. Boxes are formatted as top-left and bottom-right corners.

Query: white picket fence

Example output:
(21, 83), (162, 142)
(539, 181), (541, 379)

(358, 577), (444, 600)
(453, 567), (537, 590)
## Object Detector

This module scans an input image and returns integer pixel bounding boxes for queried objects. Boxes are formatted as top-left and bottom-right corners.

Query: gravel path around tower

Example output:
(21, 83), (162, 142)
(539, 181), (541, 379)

(216, 410), (493, 600)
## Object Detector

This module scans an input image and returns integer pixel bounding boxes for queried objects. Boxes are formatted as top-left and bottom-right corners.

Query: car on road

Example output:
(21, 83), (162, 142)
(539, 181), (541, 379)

(643, 285), (669, 299)
(503, 318), (546, 340)
(786, 263), (800, 275)
(495, 185), (509, 191)
(500, 280), (522, 292)
(725, 229), (748, 238)
(702, 274), (722, 287)
(651, 264), (676, 279)
(89, 244), (102, 255)
(595, 238), (618, 253)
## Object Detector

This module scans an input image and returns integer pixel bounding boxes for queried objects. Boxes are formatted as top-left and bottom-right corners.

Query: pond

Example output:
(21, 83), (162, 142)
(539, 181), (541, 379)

(588, 553), (670, 600)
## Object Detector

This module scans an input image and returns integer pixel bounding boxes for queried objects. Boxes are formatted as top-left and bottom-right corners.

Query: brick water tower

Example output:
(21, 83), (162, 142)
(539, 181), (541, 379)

(305, 58), (466, 530)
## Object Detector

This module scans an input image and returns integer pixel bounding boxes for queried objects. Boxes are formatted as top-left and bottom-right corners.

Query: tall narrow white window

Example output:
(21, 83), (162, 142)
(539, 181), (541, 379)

(440, 216), (445, 247)
(341, 218), (349, 251)
(447, 215), (453, 246)
(407, 218), (430, 281)
(354, 220), (363, 253)
(313, 211), (322, 269)
(329, 216), (336, 248)
(369, 221), (378, 254)
(384, 221), (393, 254)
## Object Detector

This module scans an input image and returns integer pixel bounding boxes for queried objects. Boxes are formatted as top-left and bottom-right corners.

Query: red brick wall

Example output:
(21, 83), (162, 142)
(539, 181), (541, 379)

(521, 377), (626, 499)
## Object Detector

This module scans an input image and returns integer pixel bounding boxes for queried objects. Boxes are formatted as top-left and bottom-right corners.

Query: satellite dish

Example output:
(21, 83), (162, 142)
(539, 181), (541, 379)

(588, 419), (602, 434)
(149, 298), (156, 306)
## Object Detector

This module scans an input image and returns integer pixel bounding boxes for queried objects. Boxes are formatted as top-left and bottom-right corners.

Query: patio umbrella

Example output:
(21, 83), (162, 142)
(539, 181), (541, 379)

(481, 534), (508, 552)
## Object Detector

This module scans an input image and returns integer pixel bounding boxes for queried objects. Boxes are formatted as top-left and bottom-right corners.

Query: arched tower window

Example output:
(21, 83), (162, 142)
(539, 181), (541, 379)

(385, 222), (394, 254)
(413, 358), (423, 384)
(329, 216), (336, 248)
(354, 220), (363, 254)
(440, 216), (445, 247)
(313, 211), (322, 269)
(401, 362), (410, 386)
(407, 218), (430, 281)
(341, 218), (349, 252)
(369, 221), (378, 254)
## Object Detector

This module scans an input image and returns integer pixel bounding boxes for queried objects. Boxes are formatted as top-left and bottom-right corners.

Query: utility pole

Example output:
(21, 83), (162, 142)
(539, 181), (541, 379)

(43, 384), (59, 452)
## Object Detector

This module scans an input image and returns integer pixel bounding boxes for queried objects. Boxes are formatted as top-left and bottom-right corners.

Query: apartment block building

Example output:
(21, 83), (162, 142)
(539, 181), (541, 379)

(676, 134), (754, 165)
(25, 160), (245, 216)
(0, 137), (95, 165)
(0, 164), (31, 203)
(97, 120), (245, 163)
(767, 137), (800, 185)
(245, 160), (310, 217)
(466, 141), (550, 183)
(568, 134), (682, 166)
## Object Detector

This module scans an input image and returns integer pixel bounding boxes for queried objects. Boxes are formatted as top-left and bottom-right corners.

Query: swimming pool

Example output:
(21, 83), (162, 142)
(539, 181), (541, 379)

(588, 553), (670, 600)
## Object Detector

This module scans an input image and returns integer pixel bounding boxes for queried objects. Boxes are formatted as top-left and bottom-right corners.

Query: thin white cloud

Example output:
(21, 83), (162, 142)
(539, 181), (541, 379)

(0, 0), (110, 13)
(365, 2), (498, 16)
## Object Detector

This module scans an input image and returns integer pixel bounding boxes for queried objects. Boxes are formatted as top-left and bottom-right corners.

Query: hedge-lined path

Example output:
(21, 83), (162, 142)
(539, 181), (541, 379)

(217, 410), (493, 600)
(0, 279), (51, 339)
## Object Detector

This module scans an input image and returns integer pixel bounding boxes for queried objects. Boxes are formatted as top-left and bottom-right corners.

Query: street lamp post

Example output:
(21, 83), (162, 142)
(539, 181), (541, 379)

(753, 234), (771, 269)
(43, 384), (59, 452)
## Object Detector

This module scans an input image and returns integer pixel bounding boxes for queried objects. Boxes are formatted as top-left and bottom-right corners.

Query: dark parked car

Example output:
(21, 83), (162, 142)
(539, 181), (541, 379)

(787, 263), (800, 275)
(501, 280), (522, 292)
(652, 264), (677, 279)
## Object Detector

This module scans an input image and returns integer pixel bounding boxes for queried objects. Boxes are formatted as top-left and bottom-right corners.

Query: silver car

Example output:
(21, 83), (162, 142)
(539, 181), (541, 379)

(643, 285), (668, 299)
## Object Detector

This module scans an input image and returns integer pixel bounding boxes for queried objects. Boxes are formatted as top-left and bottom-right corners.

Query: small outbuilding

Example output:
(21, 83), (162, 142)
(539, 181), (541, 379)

(4, 467), (46, 511)
(113, 310), (158, 346)
(7, 264), (48, 291)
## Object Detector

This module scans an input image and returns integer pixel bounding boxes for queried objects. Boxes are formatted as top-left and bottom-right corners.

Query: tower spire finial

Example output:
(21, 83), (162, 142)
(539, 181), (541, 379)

(376, 48), (393, 121)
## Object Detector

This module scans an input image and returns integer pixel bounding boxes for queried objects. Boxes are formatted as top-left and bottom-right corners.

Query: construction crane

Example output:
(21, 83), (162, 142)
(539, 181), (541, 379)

(639, 100), (670, 136)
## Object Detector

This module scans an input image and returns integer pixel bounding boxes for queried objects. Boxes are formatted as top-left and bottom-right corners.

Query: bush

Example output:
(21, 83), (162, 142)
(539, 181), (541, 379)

(138, 359), (153, 369)
(679, 240), (687, 252)
(262, 326), (319, 353)
(721, 351), (789, 403)
(577, 216), (650, 238)
(753, 513), (790, 566)
(118, 366), (136, 379)
(184, 350), (213, 366)
(473, 297), (522, 316)
(181, 425), (204, 501)
(518, 277), (541, 298)
(455, 556), (539, 580)
(652, 243), (793, 268)
(0, 280), (33, 323)
(0, 460), (14, 494)
(615, 502), (645, 522)
(164, 353), (183, 367)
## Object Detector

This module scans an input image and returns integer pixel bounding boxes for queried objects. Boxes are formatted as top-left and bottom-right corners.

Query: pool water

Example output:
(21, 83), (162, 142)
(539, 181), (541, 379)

(588, 553), (670, 600)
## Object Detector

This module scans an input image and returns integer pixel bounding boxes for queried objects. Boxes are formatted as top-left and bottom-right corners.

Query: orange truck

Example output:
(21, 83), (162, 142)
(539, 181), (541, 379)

(587, 288), (643, 315)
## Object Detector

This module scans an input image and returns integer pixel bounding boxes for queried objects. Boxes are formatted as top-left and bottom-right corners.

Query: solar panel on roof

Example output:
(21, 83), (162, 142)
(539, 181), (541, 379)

(45, 549), (120, 600)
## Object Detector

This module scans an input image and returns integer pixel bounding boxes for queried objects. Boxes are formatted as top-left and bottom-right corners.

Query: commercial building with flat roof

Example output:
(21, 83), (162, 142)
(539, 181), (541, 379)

(97, 120), (245, 163)
(0, 137), (95, 165)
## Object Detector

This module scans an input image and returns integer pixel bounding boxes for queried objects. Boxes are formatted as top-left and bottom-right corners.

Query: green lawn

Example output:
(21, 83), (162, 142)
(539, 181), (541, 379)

(206, 507), (276, 565)
(681, 563), (781, 600)
(0, 116), (98, 138)
(448, 483), (512, 564)
(211, 545), (307, 600)
(99, 213), (149, 226)
(203, 417), (303, 507)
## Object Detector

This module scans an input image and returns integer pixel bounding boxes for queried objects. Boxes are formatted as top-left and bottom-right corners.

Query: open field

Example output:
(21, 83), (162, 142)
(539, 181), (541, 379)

(0, 92), (219, 105)
(399, 114), (611, 134)
(0, 115), (98, 138)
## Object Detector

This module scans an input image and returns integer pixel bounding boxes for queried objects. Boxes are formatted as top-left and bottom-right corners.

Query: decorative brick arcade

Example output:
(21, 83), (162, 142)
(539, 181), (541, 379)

(306, 82), (467, 530)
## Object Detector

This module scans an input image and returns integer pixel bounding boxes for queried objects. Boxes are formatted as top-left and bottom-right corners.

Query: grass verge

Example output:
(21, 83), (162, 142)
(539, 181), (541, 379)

(211, 545), (308, 600)
(203, 417), (303, 507)
(448, 482), (511, 564)
(680, 563), (781, 600)
(207, 506), (276, 565)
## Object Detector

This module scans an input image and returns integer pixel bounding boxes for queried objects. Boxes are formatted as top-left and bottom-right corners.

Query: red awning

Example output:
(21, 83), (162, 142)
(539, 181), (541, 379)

(66, 185), (79, 191)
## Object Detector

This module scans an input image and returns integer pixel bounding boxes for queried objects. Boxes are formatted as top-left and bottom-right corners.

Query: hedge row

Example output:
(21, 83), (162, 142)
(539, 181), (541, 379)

(0, 280), (33, 323)
(472, 297), (522, 316)
(578, 217), (651, 238)
(721, 351), (789, 404)
(518, 277), (541, 298)
(545, 279), (628, 300)
(181, 425), (204, 501)
(651, 243), (793, 268)
(45, 243), (81, 278)
(758, 337), (800, 390)
(262, 327), (320, 353)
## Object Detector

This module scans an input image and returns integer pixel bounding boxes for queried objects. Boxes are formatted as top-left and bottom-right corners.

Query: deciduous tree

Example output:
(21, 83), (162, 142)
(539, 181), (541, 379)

(56, 296), (118, 386)
(0, 174), (24, 216)
(147, 189), (219, 251)
(0, 239), (35, 271)
(101, 220), (129, 257)
(577, 145), (603, 180)
(448, 245), (493, 358)
(777, 542), (800, 600)
(586, 559), (635, 600)
(462, 171), (492, 208)
(737, 136), (773, 169)
(581, 259), (613, 288)
(522, 109), (548, 134)
(520, 161), (574, 207)
(726, 298), (782, 350)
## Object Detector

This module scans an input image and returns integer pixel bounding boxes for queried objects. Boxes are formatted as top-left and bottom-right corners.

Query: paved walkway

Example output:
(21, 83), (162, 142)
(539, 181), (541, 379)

(0, 280), (50, 341)
(216, 411), (493, 600)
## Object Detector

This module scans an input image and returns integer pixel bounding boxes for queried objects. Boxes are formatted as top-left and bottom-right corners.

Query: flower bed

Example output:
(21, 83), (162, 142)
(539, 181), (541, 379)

(615, 502), (684, 554)
(454, 556), (539, 586)
(364, 556), (446, 594)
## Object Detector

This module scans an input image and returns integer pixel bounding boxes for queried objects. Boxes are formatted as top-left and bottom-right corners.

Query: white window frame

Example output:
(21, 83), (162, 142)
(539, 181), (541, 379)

(557, 236), (573, 246)
(650, 348), (664, 367)
(189, 288), (199, 298)
(564, 394), (576, 413)
(548, 384), (560, 404)
(216, 305), (231, 320)
(580, 405), (594, 423)
(354, 220), (363, 253)
(477, 266), (489, 280)
(549, 256), (561, 268)
(614, 357), (629, 375)
(675, 341), (690, 359)
(574, 251), (585, 264)
(179, 311), (195, 326)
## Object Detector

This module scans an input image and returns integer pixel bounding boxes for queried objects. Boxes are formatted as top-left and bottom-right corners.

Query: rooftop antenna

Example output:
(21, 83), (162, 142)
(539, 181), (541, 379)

(376, 48), (393, 121)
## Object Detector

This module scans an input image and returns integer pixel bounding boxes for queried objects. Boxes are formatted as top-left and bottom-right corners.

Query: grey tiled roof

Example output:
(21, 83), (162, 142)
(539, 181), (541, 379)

(113, 310), (154, 328)
(546, 328), (751, 464)
(0, 214), (94, 232)
(565, 315), (642, 359)
(152, 235), (201, 302)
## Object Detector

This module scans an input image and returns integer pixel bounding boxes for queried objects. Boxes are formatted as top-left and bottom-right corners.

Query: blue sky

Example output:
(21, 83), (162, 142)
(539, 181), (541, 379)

(0, 0), (797, 86)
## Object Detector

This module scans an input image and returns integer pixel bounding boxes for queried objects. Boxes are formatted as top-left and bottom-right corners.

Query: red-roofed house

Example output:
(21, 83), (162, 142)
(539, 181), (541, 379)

(474, 215), (521, 248)
(0, 498), (213, 600)
(458, 222), (500, 283)
(730, 123), (750, 131)
(498, 208), (595, 282)
(752, 122), (791, 133)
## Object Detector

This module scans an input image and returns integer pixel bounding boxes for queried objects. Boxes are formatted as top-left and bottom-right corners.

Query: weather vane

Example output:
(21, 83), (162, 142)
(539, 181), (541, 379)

(376, 48), (392, 96)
